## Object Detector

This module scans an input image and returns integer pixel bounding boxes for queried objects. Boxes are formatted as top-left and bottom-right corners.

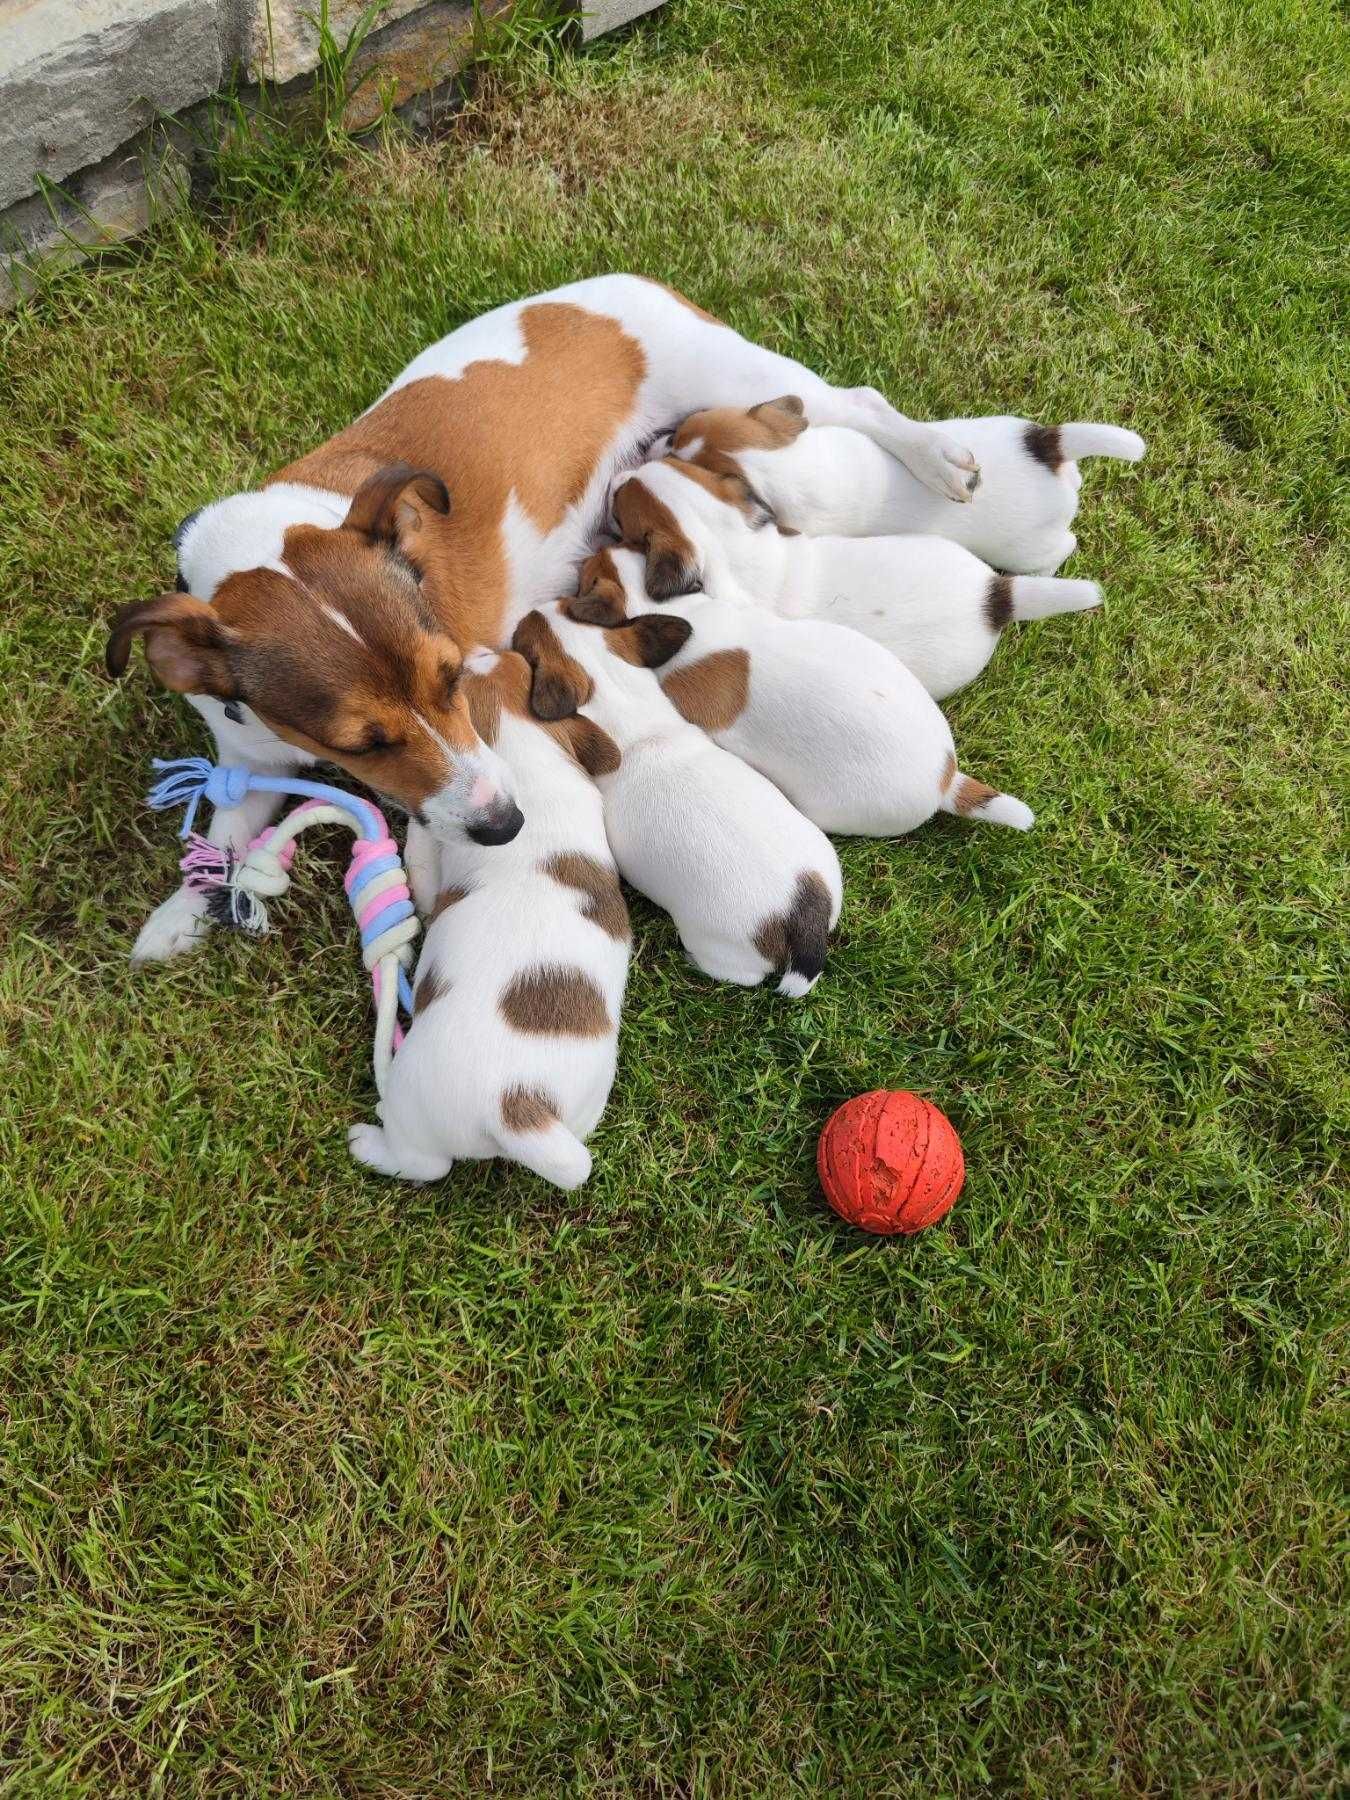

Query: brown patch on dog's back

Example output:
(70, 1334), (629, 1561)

(985, 575), (1015, 633)
(753, 870), (834, 988)
(543, 852), (630, 940)
(661, 648), (750, 731)
(414, 962), (451, 1014)
(272, 303), (648, 649)
(501, 1086), (561, 1133)
(500, 965), (611, 1036)
(1024, 422), (1064, 473)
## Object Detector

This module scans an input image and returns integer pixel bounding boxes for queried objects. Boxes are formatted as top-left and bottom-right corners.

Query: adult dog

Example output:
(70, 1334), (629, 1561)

(107, 273), (978, 963)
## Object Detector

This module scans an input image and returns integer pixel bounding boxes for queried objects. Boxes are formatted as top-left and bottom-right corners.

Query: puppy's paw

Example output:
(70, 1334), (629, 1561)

(912, 428), (981, 503)
(130, 885), (211, 964)
(347, 1122), (446, 1182)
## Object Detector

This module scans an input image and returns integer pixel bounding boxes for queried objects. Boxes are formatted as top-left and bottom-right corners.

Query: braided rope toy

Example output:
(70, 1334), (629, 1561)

(146, 758), (420, 1094)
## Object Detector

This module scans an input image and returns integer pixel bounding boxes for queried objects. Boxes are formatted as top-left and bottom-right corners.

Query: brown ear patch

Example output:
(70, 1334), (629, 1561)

(603, 613), (693, 669)
(672, 398), (807, 457)
(512, 611), (593, 721)
(564, 591), (628, 627)
(542, 852), (630, 941)
(611, 477), (701, 600)
(558, 715), (623, 778)
(669, 458), (775, 529)
(464, 672), (502, 745)
(414, 962), (451, 1015)
(343, 463), (451, 542)
(501, 1086), (562, 1133)
(499, 965), (611, 1036)
(661, 648), (750, 731)
(105, 592), (238, 695)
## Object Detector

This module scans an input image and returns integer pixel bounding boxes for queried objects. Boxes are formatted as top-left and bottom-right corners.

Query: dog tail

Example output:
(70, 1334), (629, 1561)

(995, 574), (1103, 624)
(1058, 422), (1147, 464)
(940, 762), (1034, 831)
(764, 869), (835, 997)
(494, 1114), (593, 1190)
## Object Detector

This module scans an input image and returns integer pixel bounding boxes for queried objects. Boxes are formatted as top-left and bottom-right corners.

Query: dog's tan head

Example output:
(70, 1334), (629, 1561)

(107, 466), (523, 844)
(512, 606), (692, 721)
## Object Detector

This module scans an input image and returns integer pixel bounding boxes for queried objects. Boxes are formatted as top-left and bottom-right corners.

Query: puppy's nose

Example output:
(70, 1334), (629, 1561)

(466, 799), (524, 845)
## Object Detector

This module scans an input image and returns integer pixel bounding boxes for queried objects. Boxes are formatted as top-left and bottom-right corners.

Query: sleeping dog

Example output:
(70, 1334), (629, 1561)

(574, 546), (1035, 837)
(349, 651), (629, 1190)
(513, 606), (843, 997)
(611, 458), (1103, 701)
(664, 398), (1145, 574)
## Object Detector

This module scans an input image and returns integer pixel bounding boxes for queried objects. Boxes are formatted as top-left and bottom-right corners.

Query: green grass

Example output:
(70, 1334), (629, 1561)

(1, 0), (1347, 1791)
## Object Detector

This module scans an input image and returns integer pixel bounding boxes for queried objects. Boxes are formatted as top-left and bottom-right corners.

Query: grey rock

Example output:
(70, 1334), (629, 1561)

(577, 0), (665, 42)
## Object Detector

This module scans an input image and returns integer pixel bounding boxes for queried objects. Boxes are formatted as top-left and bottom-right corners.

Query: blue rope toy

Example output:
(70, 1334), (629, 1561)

(147, 757), (421, 1091)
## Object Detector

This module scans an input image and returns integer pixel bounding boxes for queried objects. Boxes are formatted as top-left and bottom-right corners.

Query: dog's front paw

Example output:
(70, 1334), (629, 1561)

(130, 885), (211, 964)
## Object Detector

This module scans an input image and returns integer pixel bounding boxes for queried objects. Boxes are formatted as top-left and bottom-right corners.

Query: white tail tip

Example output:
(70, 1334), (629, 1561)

(981, 794), (1035, 831)
(1059, 422), (1146, 463)
(1011, 576), (1103, 620)
(778, 970), (817, 998)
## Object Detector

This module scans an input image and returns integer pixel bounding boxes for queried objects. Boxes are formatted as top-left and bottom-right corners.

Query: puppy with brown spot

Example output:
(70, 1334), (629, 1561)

(669, 398), (1145, 575)
(347, 649), (629, 1190)
(513, 603), (842, 996)
(611, 457), (1103, 702)
(577, 547), (1034, 836)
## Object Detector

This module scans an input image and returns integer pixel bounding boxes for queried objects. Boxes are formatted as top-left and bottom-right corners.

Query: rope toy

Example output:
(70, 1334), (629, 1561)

(146, 757), (420, 1094)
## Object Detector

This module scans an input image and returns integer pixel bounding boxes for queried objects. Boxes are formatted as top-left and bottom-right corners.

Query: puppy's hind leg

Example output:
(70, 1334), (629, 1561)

(494, 1121), (593, 1191)
(348, 1122), (452, 1183)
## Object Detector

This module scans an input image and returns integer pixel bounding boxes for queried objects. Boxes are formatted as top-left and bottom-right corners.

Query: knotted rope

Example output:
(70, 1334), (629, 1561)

(147, 758), (420, 1094)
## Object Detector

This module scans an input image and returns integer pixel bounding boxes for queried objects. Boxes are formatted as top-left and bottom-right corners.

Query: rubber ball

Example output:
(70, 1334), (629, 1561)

(817, 1090), (964, 1234)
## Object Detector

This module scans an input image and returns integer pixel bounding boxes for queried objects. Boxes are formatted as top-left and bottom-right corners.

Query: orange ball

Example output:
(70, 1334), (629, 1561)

(817, 1090), (964, 1235)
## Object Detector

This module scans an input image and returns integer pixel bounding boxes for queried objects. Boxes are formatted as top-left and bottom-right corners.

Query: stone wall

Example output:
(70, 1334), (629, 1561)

(0, 0), (667, 302)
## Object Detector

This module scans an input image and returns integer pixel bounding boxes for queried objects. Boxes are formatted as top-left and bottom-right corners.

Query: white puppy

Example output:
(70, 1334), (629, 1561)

(611, 458), (1103, 701)
(513, 605), (843, 996)
(666, 397), (1145, 574)
(348, 651), (629, 1190)
(575, 546), (1034, 837)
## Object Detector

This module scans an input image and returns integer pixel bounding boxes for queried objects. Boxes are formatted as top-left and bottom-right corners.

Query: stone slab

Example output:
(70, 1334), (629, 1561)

(577, 0), (665, 41)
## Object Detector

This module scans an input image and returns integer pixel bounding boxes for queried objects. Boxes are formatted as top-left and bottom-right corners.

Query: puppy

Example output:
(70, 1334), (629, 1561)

(611, 457), (1102, 700)
(348, 650), (629, 1190)
(514, 605), (843, 996)
(575, 546), (1034, 837)
(666, 397), (1145, 574)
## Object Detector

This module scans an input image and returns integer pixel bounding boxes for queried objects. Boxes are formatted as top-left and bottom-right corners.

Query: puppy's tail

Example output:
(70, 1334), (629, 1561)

(992, 574), (1103, 625)
(765, 870), (835, 997)
(495, 1117), (593, 1190)
(1058, 422), (1146, 463)
(940, 763), (1034, 831)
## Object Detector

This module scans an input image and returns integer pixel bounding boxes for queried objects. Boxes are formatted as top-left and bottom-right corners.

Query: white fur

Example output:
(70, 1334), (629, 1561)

(534, 603), (842, 994)
(615, 460), (1103, 701)
(142, 273), (977, 960)
(677, 414), (1145, 574)
(349, 690), (629, 1189)
(596, 547), (1034, 837)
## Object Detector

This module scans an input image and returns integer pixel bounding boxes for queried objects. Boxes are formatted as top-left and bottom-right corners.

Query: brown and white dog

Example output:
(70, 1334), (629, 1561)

(663, 398), (1145, 574)
(574, 546), (1035, 837)
(105, 275), (981, 963)
(610, 455), (1102, 700)
(350, 650), (629, 1189)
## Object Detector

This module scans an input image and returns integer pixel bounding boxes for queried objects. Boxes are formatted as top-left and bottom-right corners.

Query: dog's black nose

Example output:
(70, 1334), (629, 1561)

(466, 801), (524, 846)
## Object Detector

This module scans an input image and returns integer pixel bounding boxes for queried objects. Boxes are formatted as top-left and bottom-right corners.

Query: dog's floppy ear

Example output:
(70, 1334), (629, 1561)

(344, 463), (451, 543)
(568, 549), (630, 625)
(747, 395), (808, 445)
(564, 591), (627, 626)
(105, 592), (238, 695)
(603, 613), (693, 669)
(611, 476), (702, 602)
(558, 715), (622, 777)
(512, 610), (593, 721)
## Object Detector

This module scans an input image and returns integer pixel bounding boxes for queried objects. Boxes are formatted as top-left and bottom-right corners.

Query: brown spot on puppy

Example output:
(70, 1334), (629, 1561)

(414, 963), (451, 1014)
(671, 396), (808, 456)
(941, 751), (958, 793)
(611, 476), (702, 600)
(1024, 422), (1064, 473)
(753, 870), (834, 991)
(427, 884), (468, 924)
(555, 715), (623, 777)
(662, 648), (750, 731)
(953, 776), (1000, 815)
(500, 966), (611, 1036)
(669, 458), (775, 528)
(570, 548), (630, 625)
(543, 852), (630, 940)
(985, 575), (1015, 633)
(512, 612), (594, 720)
(501, 1086), (562, 1133)
(602, 614), (694, 668)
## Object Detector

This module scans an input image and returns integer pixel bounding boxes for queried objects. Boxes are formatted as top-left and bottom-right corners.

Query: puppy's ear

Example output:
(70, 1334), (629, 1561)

(604, 613), (693, 669)
(748, 395), (808, 443)
(564, 591), (627, 627)
(105, 593), (238, 695)
(611, 477), (702, 601)
(512, 611), (593, 721)
(559, 715), (622, 777)
(344, 464), (451, 542)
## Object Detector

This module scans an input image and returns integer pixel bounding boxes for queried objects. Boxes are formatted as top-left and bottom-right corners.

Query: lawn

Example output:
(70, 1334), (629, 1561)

(1, 0), (1346, 1791)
